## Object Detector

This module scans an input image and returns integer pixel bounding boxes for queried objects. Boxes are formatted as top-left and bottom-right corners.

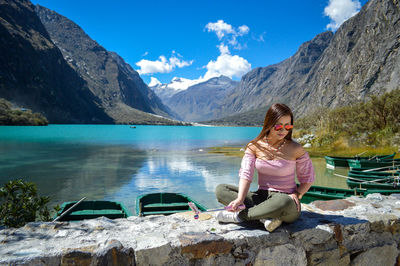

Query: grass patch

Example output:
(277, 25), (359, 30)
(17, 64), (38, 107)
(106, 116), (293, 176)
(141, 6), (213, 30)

(208, 146), (245, 157)
(208, 145), (399, 159)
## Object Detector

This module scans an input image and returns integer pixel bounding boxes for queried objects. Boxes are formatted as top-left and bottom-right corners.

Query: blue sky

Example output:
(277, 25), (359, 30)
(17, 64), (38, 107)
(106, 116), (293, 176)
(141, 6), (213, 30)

(32, 0), (368, 85)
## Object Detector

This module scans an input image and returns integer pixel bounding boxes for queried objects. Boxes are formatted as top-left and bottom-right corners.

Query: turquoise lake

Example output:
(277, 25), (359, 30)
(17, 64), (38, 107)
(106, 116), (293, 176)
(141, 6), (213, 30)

(0, 125), (347, 214)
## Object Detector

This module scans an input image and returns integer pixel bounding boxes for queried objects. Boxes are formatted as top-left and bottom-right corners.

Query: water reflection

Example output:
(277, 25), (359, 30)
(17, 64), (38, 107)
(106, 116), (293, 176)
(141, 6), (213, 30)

(105, 150), (255, 212)
(0, 139), (352, 216)
(0, 142), (147, 207)
(309, 157), (349, 188)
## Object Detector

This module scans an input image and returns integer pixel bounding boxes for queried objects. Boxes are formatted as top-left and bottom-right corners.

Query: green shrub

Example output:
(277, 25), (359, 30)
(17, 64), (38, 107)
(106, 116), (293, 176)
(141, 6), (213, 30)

(0, 179), (56, 228)
(297, 88), (400, 148)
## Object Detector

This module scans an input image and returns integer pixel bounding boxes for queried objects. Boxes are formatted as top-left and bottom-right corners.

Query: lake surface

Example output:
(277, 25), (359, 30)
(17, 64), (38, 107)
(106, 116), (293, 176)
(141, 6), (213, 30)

(0, 125), (348, 214)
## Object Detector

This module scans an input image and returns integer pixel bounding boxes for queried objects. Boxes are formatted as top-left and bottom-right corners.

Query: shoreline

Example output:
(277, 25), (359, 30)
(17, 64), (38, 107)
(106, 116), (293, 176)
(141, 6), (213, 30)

(207, 145), (399, 158)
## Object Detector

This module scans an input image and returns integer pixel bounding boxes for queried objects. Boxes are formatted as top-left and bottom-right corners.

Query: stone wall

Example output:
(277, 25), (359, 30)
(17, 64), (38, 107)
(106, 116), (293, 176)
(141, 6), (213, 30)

(1, 194), (400, 265)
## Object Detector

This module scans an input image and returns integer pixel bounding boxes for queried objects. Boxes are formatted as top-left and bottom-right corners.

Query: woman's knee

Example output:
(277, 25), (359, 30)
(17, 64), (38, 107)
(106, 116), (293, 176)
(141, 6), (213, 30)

(215, 184), (226, 195)
(215, 184), (229, 200)
(274, 194), (294, 209)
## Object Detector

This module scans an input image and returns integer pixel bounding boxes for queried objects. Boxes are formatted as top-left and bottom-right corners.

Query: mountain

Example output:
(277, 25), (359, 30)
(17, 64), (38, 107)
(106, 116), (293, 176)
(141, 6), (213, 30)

(150, 77), (203, 103)
(35, 5), (176, 124)
(216, 31), (334, 119)
(212, 0), (400, 125)
(163, 76), (239, 122)
(294, 0), (400, 115)
(0, 0), (112, 123)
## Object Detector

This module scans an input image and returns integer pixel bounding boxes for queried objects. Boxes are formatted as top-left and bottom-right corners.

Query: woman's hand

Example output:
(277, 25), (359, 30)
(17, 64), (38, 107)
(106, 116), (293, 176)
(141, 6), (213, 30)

(227, 198), (244, 212)
(289, 192), (301, 212)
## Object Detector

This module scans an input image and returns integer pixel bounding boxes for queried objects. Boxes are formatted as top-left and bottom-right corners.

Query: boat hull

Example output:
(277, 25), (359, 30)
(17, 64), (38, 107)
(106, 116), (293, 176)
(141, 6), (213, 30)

(346, 179), (400, 189)
(325, 153), (395, 169)
(136, 192), (207, 216)
(301, 185), (400, 204)
(54, 200), (132, 222)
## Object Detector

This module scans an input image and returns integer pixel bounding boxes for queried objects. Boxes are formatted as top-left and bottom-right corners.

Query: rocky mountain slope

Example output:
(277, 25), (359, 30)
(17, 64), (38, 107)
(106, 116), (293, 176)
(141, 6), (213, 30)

(162, 76), (238, 122)
(212, 0), (399, 124)
(150, 77), (202, 102)
(35, 5), (175, 124)
(0, 0), (111, 123)
(217, 31), (334, 119)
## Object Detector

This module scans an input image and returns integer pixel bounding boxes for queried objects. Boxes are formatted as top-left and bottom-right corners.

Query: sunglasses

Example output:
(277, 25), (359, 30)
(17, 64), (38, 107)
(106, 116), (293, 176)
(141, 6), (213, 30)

(273, 124), (294, 131)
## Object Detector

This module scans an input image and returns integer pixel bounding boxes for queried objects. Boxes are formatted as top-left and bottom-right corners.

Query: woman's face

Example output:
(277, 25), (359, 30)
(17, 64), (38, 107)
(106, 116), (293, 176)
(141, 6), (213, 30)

(268, 115), (292, 140)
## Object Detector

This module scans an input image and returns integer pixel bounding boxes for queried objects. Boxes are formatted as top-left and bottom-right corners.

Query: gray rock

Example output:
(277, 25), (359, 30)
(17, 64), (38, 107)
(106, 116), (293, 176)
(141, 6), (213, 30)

(1, 195), (400, 265)
(351, 243), (398, 266)
(254, 244), (307, 266)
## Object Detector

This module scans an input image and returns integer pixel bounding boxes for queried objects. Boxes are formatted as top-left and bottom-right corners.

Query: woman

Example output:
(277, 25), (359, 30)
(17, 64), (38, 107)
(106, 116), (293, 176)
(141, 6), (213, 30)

(214, 103), (315, 232)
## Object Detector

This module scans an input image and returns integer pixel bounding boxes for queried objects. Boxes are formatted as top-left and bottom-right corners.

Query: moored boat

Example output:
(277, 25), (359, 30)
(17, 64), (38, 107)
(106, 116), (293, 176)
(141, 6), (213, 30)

(301, 185), (400, 204)
(347, 172), (399, 180)
(348, 158), (400, 169)
(346, 178), (400, 190)
(136, 192), (207, 216)
(325, 152), (396, 169)
(348, 169), (400, 177)
(54, 200), (132, 222)
(350, 166), (400, 173)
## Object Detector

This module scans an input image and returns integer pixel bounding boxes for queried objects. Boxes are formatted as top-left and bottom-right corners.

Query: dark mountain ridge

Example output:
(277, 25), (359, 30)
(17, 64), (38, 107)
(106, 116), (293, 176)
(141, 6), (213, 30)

(163, 75), (239, 122)
(35, 5), (175, 124)
(0, 0), (111, 123)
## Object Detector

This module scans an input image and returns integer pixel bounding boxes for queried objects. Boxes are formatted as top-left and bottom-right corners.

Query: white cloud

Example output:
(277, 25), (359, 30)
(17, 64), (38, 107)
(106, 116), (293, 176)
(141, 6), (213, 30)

(238, 25), (250, 36)
(324, 0), (361, 31)
(148, 77), (161, 87)
(218, 44), (230, 55)
(203, 20), (252, 80)
(205, 20), (250, 50)
(254, 32), (266, 42)
(203, 53), (251, 80)
(136, 54), (193, 75)
(142, 51), (149, 57)
(205, 20), (235, 39)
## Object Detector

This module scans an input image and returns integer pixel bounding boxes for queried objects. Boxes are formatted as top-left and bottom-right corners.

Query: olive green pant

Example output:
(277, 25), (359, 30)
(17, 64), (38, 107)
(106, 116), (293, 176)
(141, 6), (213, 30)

(215, 184), (300, 223)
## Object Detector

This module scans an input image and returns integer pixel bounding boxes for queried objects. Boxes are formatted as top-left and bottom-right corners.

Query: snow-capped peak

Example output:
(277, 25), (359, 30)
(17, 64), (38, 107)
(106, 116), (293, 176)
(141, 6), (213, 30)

(149, 77), (162, 87)
(149, 76), (202, 91)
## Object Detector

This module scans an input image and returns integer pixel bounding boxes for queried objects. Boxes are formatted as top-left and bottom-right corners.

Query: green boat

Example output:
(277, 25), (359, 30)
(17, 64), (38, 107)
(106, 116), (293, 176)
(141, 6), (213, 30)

(301, 185), (400, 204)
(348, 159), (400, 169)
(136, 192), (207, 216)
(325, 152), (396, 169)
(54, 200), (132, 222)
(349, 169), (400, 177)
(301, 186), (362, 203)
(350, 166), (400, 172)
(346, 178), (400, 189)
(348, 171), (399, 180)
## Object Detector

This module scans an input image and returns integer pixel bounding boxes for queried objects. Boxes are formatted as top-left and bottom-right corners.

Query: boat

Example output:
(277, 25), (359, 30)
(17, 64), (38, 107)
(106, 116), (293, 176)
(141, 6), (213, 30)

(348, 158), (400, 169)
(54, 200), (132, 222)
(348, 171), (399, 180)
(346, 178), (400, 189)
(325, 152), (396, 169)
(301, 185), (400, 204)
(136, 192), (207, 216)
(301, 186), (362, 203)
(349, 169), (400, 177)
(350, 166), (400, 173)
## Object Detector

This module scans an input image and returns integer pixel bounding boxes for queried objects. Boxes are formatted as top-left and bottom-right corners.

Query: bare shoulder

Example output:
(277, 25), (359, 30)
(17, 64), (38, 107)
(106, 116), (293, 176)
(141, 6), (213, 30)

(245, 142), (258, 154)
(287, 139), (306, 158)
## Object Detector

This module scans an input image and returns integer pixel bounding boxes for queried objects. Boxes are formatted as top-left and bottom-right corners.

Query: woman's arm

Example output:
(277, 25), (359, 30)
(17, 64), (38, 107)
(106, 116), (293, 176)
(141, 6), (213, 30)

(291, 143), (316, 211)
(227, 146), (256, 211)
(227, 178), (251, 211)
(296, 182), (313, 199)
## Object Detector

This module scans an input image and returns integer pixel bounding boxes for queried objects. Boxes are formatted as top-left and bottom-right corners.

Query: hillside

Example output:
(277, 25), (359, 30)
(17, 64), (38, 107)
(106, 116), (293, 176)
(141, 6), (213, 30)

(35, 5), (177, 124)
(211, 0), (400, 125)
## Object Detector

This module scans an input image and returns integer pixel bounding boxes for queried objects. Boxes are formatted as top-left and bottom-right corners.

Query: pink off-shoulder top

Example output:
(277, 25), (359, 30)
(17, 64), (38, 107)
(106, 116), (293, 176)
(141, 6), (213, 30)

(238, 151), (315, 194)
